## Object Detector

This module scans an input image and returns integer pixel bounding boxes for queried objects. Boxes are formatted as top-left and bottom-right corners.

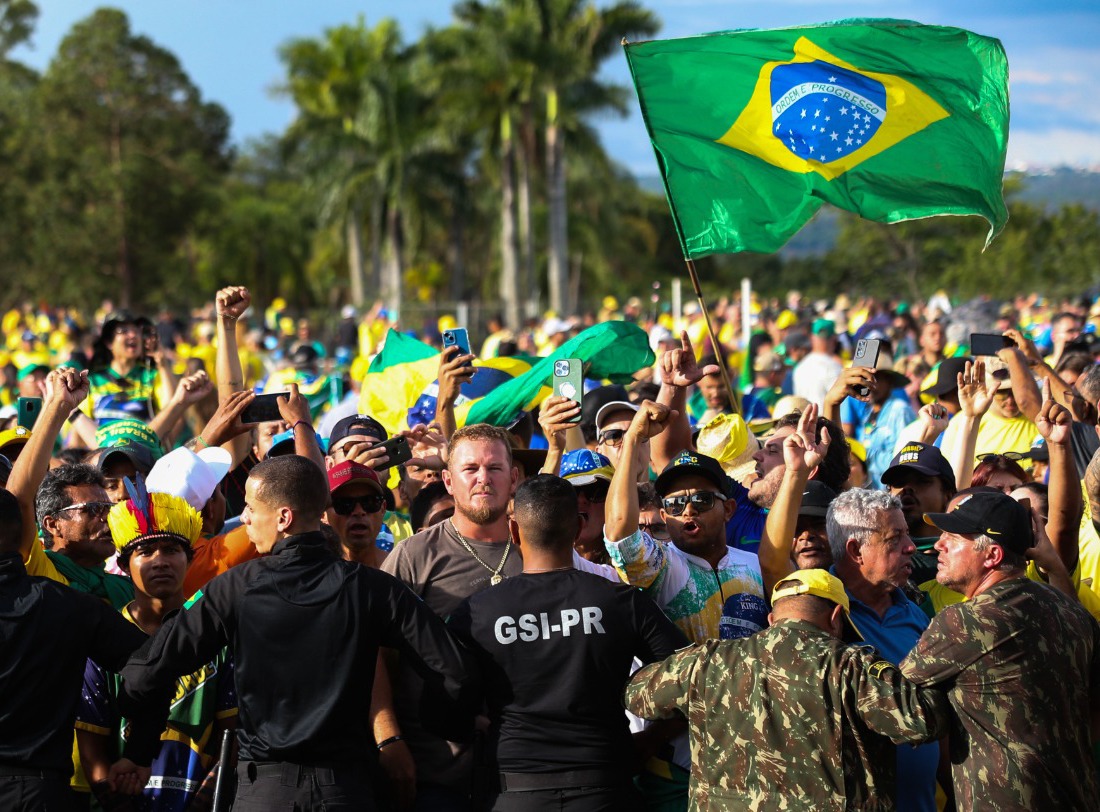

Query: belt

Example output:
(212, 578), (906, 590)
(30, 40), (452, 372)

(498, 769), (625, 792)
(242, 760), (365, 786)
(0, 764), (67, 781)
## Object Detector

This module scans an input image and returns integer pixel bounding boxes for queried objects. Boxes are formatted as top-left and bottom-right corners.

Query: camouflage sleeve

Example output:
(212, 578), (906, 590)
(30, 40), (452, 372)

(899, 604), (979, 687)
(622, 642), (705, 721)
(850, 647), (949, 744)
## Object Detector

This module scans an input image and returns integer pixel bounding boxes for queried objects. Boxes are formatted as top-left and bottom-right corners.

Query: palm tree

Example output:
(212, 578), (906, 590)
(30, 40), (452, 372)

(533, 0), (658, 315)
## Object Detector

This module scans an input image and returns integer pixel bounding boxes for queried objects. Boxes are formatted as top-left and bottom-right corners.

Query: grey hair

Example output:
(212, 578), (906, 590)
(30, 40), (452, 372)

(34, 464), (107, 548)
(973, 532), (1028, 571)
(827, 488), (902, 563)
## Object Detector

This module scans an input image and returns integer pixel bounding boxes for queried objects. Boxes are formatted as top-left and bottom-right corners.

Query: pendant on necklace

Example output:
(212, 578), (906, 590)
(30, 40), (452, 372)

(491, 574), (503, 586)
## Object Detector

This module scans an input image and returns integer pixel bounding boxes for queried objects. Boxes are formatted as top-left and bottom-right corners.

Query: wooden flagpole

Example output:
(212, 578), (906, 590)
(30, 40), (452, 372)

(684, 258), (741, 415)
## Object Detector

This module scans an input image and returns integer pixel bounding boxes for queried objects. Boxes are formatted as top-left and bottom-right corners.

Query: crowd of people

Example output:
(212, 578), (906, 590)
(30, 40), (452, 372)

(3, 284), (1100, 812)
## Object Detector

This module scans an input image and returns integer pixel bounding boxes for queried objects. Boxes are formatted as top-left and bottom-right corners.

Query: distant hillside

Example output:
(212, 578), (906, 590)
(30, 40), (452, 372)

(634, 168), (1100, 256)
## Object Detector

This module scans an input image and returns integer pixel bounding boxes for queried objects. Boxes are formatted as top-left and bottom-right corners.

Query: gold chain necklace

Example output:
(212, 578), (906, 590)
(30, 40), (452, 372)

(447, 519), (511, 585)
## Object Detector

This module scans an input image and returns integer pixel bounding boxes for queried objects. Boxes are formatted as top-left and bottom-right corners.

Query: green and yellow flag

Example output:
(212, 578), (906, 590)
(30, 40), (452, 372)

(624, 19), (1010, 255)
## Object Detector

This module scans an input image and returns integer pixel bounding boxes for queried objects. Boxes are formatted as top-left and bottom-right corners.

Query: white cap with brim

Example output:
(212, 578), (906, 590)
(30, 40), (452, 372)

(145, 446), (233, 512)
(595, 400), (639, 431)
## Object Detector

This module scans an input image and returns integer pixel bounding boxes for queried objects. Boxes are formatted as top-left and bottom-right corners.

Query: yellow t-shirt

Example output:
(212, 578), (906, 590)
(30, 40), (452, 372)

(940, 411), (1039, 470)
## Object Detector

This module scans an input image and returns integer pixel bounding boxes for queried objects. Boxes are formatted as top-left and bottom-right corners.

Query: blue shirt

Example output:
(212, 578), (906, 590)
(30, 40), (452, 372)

(725, 480), (765, 554)
(843, 580), (939, 812)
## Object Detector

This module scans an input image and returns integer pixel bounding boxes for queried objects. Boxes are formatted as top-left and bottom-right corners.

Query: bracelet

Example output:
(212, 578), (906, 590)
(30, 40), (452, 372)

(292, 420), (313, 432)
(377, 735), (403, 750)
(195, 435), (210, 449)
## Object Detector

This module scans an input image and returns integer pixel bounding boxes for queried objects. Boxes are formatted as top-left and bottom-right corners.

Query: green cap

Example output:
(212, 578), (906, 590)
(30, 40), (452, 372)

(95, 418), (163, 459)
(17, 363), (50, 382)
(811, 318), (835, 336)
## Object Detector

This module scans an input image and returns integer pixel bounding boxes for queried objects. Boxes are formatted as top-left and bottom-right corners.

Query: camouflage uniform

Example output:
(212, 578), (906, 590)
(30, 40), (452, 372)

(624, 618), (947, 811)
(900, 577), (1100, 811)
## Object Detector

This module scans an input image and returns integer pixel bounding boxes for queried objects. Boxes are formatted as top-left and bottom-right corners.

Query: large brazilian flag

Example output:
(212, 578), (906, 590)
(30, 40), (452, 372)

(624, 19), (1010, 255)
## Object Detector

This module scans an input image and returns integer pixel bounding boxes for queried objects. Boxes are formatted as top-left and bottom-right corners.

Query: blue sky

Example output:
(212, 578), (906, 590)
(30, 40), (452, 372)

(14, 1), (1100, 172)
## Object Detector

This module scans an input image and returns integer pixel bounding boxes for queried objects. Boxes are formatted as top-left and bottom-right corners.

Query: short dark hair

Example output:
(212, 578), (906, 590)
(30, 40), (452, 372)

(248, 455), (329, 523)
(0, 489), (24, 554)
(410, 480), (452, 533)
(513, 474), (578, 552)
(53, 448), (89, 467)
(774, 412), (850, 492)
(35, 464), (107, 547)
(638, 481), (661, 511)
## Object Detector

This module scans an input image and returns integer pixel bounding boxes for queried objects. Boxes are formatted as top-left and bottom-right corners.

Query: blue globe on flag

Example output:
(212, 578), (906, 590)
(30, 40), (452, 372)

(407, 366), (519, 428)
(769, 60), (886, 164)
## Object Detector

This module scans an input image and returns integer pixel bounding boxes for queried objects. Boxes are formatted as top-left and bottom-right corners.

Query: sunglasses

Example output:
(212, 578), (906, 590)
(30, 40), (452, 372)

(576, 483), (610, 504)
(662, 491), (726, 516)
(977, 452), (1025, 462)
(640, 521), (671, 540)
(54, 501), (113, 519)
(598, 428), (647, 447)
(331, 494), (385, 516)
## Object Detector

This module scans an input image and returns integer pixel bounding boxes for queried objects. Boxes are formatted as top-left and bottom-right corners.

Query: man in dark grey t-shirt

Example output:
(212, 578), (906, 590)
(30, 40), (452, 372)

(381, 423), (522, 811)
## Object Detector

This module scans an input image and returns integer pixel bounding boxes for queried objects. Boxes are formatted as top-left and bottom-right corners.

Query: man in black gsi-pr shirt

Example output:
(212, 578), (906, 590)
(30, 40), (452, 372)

(448, 474), (688, 811)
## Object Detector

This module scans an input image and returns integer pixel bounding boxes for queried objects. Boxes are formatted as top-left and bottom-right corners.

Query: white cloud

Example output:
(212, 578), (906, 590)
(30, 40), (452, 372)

(1007, 128), (1100, 170)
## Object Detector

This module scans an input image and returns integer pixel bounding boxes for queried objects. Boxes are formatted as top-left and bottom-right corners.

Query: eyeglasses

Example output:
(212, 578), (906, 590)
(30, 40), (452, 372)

(662, 491), (726, 516)
(576, 483), (609, 504)
(331, 494), (385, 516)
(977, 452), (1025, 462)
(640, 521), (671, 540)
(53, 501), (113, 519)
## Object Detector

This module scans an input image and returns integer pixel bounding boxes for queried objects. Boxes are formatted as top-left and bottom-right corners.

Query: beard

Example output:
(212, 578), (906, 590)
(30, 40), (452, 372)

(748, 467), (785, 509)
(456, 497), (507, 526)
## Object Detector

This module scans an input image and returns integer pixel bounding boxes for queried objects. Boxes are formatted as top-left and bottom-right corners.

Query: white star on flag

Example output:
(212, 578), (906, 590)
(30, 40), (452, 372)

(828, 76), (836, 82)
(840, 107), (848, 115)
(800, 109), (807, 118)
(830, 132), (838, 141)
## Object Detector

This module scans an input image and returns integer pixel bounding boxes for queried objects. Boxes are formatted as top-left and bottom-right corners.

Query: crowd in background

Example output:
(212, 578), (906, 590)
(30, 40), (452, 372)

(3, 283), (1100, 812)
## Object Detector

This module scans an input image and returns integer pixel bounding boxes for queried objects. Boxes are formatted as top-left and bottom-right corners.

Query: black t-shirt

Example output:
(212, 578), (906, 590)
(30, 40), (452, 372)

(448, 569), (687, 776)
(1070, 420), (1098, 480)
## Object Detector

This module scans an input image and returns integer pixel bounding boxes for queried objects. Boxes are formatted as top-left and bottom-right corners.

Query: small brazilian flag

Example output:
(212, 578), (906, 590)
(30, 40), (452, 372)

(624, 19), (1010, 256)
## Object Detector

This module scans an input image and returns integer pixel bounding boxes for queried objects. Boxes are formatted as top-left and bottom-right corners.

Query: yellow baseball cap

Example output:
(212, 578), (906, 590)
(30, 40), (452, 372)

(771, 568), (849, 612)
(771, 569), (863, 641)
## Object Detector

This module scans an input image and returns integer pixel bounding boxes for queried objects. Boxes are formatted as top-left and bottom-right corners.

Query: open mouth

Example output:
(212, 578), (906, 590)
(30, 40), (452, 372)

(681, 519), (700, 535)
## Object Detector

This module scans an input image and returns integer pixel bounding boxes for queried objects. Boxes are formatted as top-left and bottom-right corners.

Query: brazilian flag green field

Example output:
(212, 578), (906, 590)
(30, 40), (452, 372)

(624, 19), (1010, 256)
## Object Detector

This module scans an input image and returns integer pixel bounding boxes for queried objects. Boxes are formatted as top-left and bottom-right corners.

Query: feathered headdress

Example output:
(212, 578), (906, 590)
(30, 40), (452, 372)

(108, 475), (203, 556)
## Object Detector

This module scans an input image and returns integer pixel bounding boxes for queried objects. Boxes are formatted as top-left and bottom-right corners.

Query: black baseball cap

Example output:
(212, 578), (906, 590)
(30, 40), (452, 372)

(95, 444), (156, 476)
(922, 357), (972, 397)
(924, 491), (1035, 554)
(1023, 436), (1048, 463)
(797, 481), (838, 519)
(881, 442), (955, 489)
(654, 450), (733, 498)
(328, 414), (388, 453)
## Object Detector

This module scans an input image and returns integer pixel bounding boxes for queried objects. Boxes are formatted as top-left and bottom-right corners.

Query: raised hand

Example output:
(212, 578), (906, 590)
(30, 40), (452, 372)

(1035, 378), (1072, 446)
(538, 395), (581, 451)
(437, 345), (476, 408)
(275, 383), (312, 427)
(628, 400), (676, 442)
(957, 359), (993, 418)
(782, 402), (830, 474)
(215, 286), (251, 321)
(198, 389), (256, 447)
(172, 370), (214, 406)
(43, 367), (90, 413)
(825, 366), (875, 406)
(661, 331), (719, 388)
(916, 402), (950, 438)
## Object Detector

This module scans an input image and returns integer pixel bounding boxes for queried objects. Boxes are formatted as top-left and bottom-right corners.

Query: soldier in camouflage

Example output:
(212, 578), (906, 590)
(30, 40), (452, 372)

(625, 569), (948, 811)
(902, 490), (1100, 811)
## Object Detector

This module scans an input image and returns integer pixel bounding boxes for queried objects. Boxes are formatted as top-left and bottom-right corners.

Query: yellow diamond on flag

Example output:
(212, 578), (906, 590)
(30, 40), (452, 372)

(716, 37), (949, 180)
